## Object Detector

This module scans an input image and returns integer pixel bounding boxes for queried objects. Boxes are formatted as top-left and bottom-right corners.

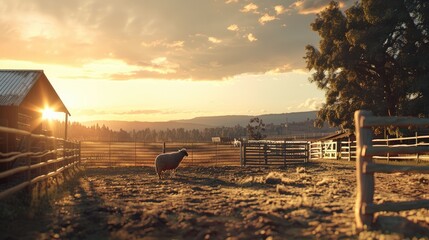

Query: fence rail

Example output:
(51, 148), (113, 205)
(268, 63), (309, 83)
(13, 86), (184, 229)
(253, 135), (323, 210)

(310, 134), (429, 162)
(0, 126), (80, 200)
(81, 141), (241, 168)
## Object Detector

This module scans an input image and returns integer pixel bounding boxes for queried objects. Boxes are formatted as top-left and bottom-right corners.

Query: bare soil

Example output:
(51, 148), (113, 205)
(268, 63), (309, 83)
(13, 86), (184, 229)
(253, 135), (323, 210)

(1, 162), (428, 239)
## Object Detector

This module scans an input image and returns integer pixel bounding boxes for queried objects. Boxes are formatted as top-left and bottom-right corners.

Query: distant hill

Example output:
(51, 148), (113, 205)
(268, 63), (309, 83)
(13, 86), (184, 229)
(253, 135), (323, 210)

(82, 111), (318, 131)
(176, 111), (317, 127)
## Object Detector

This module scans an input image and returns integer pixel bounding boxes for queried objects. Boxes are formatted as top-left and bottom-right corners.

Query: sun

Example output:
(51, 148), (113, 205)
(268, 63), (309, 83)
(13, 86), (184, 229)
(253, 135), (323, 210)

(42, 108), (57, 120)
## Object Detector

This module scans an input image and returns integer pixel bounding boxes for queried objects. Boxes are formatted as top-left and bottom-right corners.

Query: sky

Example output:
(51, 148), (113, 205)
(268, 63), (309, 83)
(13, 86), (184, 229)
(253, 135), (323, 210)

(0, 0), (352, 123)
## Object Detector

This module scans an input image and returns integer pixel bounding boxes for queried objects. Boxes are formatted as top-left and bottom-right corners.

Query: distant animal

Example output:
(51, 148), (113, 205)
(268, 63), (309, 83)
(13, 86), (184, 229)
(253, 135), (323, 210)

(154, 148), (188, 179)
(233, 138), (241, 147)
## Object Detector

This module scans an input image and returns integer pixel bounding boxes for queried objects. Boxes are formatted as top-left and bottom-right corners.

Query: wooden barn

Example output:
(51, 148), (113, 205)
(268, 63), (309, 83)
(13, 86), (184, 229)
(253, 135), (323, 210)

(0, 70), (70, 152)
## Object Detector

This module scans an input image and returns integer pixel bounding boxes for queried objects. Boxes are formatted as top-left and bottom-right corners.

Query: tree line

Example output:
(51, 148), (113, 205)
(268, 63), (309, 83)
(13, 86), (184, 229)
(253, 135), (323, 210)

(49, 120), (247, 142)
(47, 118), (333, 142)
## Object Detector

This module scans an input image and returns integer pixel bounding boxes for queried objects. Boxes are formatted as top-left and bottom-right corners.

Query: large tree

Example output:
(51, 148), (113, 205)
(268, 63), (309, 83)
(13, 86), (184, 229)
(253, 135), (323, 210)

(305, 0), (429, 130)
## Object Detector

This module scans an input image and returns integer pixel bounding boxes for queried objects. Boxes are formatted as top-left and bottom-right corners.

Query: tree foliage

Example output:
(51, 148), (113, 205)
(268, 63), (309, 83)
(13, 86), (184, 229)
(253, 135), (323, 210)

(247, 117), (267, 140)
(305, 0), (429, 130)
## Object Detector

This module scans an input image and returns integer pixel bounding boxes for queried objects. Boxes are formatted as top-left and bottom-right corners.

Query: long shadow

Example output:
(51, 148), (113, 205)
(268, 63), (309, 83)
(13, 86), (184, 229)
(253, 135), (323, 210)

(58, 171), (111, 239)
(171, 172), (273, 191)
(375, 216), (429, 238)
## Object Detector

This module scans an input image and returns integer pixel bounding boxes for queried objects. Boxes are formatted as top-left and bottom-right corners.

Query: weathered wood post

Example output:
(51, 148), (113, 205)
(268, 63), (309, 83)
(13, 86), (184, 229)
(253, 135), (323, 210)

(79, 141), (82, 166)
(305, 142), (309, 163)
(243, 142), (247, 166)
(283, 142), (287, 166)
(415, 132), (420, 163)
(240, 142), (243, 166)
(386, 135), (390, 161)
(263, 143), (268, 165)
(354, 110), (375, 229)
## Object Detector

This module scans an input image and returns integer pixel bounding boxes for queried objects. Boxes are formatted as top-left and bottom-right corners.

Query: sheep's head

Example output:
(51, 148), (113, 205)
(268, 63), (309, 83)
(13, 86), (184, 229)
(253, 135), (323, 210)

(180, 148), (188, 156)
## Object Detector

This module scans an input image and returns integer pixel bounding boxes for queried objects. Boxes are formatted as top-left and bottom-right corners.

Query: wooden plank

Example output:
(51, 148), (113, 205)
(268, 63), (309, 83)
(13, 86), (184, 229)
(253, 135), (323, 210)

(364, 200), (429, 214)
(362, 115), (429, 128)
(364, 162), (429, 174)
(0, 182), (30, 200)
(364, 145), (429, 156)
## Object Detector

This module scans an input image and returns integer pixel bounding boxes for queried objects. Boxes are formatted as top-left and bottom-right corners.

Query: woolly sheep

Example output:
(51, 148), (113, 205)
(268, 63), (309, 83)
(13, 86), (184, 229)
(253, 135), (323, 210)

(154, 148), (188, 179)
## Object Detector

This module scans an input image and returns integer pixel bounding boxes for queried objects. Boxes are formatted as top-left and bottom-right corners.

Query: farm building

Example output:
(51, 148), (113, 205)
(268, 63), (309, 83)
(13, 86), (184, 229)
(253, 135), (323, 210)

(0, 70), (70, 152)
(314, 129), (355, 160)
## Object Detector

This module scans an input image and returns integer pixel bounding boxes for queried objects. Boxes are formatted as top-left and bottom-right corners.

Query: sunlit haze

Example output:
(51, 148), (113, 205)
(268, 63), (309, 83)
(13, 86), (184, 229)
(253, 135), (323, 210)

(0, 0), (354, 123)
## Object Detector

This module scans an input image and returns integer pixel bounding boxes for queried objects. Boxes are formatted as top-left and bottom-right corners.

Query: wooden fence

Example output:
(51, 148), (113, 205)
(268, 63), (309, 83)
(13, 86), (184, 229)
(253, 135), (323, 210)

(354, 110), (429, 229)
(81, 141), (241, 168)
(241, 140), (309, 166)
(309, 134), (429, 162)
(0, 126), (81, 200)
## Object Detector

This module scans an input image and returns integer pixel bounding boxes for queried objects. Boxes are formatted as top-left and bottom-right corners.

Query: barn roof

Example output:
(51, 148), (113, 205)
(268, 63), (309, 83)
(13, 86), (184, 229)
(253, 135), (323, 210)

(316, 129), (354, 141)
(0, 70), (70, 115)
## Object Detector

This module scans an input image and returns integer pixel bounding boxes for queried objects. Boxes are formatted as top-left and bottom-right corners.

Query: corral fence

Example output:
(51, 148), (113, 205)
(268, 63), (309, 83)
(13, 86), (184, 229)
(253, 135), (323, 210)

(354, 110), (429, 229)
(0, 126), (80, 200)
(81, 140), (311, 168)
(241, 140), (309, 166)
(81, 141), (241, 168)
(309, 134), (429, 162)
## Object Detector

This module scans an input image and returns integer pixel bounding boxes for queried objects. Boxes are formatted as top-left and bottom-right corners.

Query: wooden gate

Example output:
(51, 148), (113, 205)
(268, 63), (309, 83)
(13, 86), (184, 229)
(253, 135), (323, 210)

(241, 140), (308, 166)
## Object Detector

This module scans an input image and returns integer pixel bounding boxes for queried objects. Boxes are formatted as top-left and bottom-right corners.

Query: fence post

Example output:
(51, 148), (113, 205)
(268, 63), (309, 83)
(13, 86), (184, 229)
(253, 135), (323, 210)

(305, 142), (309, 163)
(26, 135), (32, 184)
(354, 110), (375, 229)
(283, 142), (286, 166)
(163, 142), (166, 153)
(416, 131), (420, 163)
(348, 137), (351, 161)
(386, 135), (390, 162)
(215, 143), (218, 167)
(264, 143), (268, 165)
(243, 142), (247, 166)
(240, 142), (243, 166)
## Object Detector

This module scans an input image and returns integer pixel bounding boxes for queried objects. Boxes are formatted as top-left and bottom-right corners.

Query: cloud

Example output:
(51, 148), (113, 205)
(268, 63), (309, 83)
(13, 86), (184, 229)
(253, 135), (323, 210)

(274, 5), (287, 15)
(0, 0), (320, 81)
(298, 98), (324, 110)
(290, 0), (350, 15)
(246, 33), (258, 42)
(208, 37), (222, 44)
(227, 24), (239, 31)
(259, 14), (277, 25)
(266, 64), (292, 74)
(240, 3), (259, 13)
(141, 39), (184, 49)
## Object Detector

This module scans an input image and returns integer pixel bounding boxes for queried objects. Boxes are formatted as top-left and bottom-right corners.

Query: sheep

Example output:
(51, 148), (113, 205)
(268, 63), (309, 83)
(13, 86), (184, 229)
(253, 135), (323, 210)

(154, 148), (188, 179)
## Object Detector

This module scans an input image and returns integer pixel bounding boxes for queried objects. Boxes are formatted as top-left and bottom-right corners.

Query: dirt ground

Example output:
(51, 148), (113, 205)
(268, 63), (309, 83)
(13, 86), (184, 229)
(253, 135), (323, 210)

(2, 161), (429, 240)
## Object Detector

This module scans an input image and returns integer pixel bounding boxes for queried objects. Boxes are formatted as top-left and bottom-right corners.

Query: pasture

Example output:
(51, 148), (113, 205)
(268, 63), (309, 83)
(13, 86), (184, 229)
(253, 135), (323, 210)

(1, 162), (428, 239)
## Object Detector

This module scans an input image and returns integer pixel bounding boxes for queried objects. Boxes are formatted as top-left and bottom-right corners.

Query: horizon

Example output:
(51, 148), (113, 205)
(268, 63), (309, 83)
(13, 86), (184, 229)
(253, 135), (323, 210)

(59, 109), (318, 126)
(0, 1), (353, 122)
